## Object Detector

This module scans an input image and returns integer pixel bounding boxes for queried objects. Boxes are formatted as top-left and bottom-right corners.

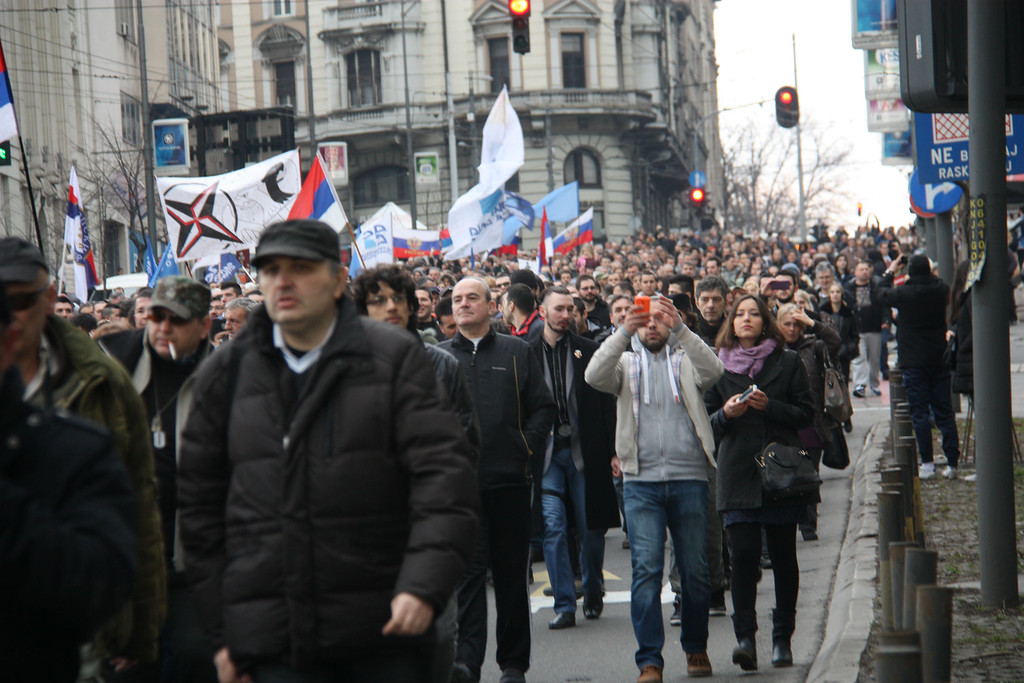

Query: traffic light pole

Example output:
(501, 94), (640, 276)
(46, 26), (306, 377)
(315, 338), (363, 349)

(400, 0), (418, 229)
(137, 0), (159, 253)
(792, 35), (807, 242)
(968, 0), (1019, 608)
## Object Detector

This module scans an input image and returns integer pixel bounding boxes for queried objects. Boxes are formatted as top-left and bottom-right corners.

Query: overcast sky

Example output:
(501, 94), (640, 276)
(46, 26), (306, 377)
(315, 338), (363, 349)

(715, 0), (913, 231)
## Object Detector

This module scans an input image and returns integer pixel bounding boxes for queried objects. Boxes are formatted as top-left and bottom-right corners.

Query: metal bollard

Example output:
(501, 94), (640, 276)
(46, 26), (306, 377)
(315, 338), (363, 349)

(896, 461), (916, 541)
(903, 548), (939, 632)
(878, 491), (905, 630)
(917, 586), (953, 683)
(876, 631), (923, 683)
(894, 405), (915, 444)
(894, 435), (917, 468)
(890, 542), (919, 630)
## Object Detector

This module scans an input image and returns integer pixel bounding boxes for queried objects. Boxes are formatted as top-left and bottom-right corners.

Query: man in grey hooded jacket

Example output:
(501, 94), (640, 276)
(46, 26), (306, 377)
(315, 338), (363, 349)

(586, 295), (723, 682)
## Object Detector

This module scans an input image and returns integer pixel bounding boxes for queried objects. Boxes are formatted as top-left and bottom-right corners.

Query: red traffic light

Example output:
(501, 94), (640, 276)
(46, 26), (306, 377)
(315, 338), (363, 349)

(689, 187), (705, 204)
(774, 86), (799, 128)
(509, 0), (530, 16)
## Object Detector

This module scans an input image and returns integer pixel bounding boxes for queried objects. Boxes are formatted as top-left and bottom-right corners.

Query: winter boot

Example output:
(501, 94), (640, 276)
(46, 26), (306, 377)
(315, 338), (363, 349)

(731, 609), (758, 671)
(771, 609), (795, 667)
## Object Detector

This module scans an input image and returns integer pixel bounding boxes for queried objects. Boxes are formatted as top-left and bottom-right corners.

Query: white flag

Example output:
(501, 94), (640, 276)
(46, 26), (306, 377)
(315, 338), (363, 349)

(157, 150), (301, 262)
(446, 87), (524, 257)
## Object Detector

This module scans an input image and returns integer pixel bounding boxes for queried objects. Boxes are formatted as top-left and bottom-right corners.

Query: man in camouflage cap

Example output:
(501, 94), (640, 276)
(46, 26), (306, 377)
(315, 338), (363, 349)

(101, 275), (218, 682)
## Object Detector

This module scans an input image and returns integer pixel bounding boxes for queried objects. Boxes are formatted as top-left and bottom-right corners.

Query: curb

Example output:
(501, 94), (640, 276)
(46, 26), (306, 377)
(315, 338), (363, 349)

(807, 419), (889, 683)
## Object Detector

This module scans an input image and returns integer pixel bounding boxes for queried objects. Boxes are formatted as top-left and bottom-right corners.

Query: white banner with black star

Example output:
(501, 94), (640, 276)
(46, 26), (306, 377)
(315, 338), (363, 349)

(157, 150), (301, 263)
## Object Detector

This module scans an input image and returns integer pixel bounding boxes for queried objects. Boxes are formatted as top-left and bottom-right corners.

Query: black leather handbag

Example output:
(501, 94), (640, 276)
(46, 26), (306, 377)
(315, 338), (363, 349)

(758, 442), (823, 503)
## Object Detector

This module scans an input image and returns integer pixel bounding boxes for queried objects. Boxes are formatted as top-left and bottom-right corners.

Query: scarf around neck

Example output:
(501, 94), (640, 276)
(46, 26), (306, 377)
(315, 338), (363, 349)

(718, 338), (777, 378)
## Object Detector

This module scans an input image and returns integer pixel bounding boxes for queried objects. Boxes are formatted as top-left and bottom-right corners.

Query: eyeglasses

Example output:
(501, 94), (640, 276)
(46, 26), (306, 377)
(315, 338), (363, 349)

(366, 294), (405, 307)
(149, 309), (192, 325)
(7, 284), (49, 311)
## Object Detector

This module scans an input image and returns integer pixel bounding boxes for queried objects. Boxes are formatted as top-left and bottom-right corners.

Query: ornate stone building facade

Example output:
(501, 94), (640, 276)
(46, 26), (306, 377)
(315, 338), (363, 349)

(221, 0), (724, 242)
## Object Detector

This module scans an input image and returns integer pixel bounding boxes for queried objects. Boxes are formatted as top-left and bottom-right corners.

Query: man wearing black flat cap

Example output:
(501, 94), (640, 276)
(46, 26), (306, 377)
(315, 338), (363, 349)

(177, 219), (479, 682)
(876, 254), (960, 480)
(0, 237), (167, 679)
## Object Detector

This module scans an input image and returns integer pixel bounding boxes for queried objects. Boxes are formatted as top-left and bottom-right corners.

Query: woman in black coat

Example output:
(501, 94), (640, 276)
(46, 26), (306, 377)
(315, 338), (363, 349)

(777, 303), (841, 541)
(949, 261), (973, 396)
(819, 282), (860, 383)
(705, 295), (815, 672)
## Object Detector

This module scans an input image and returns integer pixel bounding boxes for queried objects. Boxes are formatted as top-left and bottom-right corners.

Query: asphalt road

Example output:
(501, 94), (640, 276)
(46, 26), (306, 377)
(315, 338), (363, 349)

(474, 413), (880, 683)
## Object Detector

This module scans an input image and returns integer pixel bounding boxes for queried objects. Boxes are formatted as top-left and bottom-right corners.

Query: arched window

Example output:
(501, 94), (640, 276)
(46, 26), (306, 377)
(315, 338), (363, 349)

(346, 49), (382, 107)
(353, 166), (409, 207)
(564, 149), (601, 188)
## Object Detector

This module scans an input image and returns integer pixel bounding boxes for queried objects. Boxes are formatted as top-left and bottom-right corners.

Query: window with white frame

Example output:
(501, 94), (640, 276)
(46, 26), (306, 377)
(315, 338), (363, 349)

(346, 49), (382, 107)
(561, 33), (586, 89)
(564, 148), (601, 188)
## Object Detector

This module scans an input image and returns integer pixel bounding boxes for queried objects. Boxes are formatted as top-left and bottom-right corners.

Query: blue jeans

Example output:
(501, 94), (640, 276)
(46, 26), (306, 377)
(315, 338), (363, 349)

(624, 480), (710, 669)
(542, 447), (606, 614)
(902, 367), (960, 467)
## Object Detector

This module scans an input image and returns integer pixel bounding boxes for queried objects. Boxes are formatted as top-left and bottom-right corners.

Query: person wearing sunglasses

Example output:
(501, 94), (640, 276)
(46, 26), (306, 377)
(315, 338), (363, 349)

(0, 237), (167, 679)
(100, 275), (217, 682)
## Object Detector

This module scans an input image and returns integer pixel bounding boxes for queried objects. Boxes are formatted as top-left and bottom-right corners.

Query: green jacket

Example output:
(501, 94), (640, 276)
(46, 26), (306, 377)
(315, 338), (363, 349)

(33, 316), (167, 663)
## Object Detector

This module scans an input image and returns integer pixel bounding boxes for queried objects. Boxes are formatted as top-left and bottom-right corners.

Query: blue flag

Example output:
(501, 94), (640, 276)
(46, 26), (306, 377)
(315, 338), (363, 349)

(204, 253), (243, 285)
(144, 238), (158, 282)
(533, 182), (579, 223)
(149, 244), (180, 287)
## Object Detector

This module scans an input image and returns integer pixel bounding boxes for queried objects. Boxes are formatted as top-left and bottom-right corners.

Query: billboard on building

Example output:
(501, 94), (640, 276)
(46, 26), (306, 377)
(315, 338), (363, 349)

(865, 47), (901, 99)
(867, 98), (911, 133)
(153, 118), (190, 175)
(318, 142), (348, 185)
(852, 0), (898, 49)
(415, 152), (440, 187)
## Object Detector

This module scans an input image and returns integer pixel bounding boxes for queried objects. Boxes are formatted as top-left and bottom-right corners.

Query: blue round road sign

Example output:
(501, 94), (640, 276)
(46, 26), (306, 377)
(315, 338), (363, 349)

(689, 170), (707, 189)
(909, 169), (963, 214)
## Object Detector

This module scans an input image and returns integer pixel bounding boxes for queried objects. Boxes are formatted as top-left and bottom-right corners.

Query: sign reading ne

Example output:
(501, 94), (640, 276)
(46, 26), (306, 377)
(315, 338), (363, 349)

(914, 113), (1024, 183)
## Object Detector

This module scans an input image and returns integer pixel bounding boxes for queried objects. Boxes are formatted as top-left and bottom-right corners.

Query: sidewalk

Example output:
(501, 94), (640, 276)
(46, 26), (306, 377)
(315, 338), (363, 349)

(808, 323), (1024, 682)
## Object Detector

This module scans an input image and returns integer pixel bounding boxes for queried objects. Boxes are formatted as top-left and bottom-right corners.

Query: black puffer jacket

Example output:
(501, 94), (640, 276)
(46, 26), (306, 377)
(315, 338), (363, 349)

(0, 368), (137, 682)
(177, 297), (479, 669)
(439, 329), (556, 489)
(704, 347), (816, 511)
(876, 272), (949, 369)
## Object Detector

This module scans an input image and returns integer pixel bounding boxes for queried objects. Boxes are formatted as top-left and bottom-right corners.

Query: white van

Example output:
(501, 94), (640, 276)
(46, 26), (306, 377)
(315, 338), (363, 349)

(89, 272), (150, 301)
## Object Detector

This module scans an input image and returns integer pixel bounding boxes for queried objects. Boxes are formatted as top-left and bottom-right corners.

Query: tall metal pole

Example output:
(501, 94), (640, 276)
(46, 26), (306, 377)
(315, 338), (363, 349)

(545, 110), (553, 192)
(305, 0), (317, 161)
(924, 217), (938, 261)
(935, 211), (954, 284)
(792, 34), (807, 241)
(469, 78), (477, 170)
(440, 0), (458, 204)
(968, 0), (1018, 608)
(400, 0), (417, 228)
(137, 0), (158, 252)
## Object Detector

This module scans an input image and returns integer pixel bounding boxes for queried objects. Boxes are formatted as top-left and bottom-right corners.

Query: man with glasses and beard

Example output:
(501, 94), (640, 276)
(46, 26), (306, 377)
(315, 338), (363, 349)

(0, 237), (166, 680)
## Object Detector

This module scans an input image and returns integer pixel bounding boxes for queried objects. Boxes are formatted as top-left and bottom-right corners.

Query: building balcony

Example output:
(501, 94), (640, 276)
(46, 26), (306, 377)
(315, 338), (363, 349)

(306, 89), (658, 141)
(463, 89), (657, 122)
(321, 1), (420, 39)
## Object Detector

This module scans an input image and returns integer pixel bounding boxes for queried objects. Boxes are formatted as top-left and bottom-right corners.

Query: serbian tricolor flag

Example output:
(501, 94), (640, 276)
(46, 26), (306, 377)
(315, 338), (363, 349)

(496, 233), (519, 256)
(0, 37), (19, 143)
(287, 154), (348, 232)
(553, 208), (594, 255)
(64, 167), (99, 299)
(440, 227), (453, 252)
(537, 208), (551, 270)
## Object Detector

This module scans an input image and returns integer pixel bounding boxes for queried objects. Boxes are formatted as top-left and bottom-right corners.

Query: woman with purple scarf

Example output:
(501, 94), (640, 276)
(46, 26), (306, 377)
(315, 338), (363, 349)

(703, 295), (815, 672)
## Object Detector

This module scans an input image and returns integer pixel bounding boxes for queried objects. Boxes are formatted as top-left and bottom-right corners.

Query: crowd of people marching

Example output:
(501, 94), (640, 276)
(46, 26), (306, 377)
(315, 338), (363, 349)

(1, 216), (975, 683)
